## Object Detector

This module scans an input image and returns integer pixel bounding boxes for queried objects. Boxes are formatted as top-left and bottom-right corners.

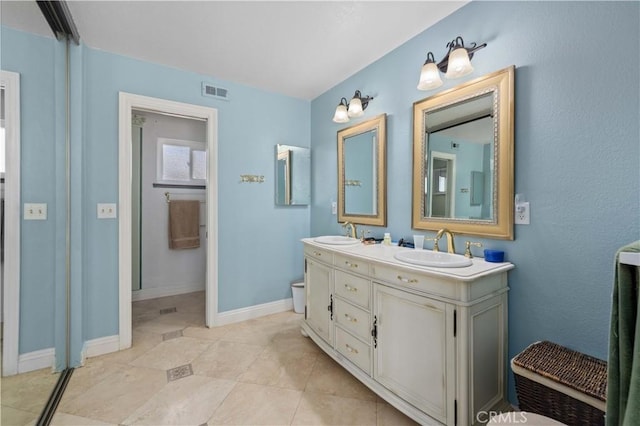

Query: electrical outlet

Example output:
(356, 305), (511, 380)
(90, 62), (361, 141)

(331, 201), (337, 215)
(97, 203), (117, 219)
(515, 201), (530, 225)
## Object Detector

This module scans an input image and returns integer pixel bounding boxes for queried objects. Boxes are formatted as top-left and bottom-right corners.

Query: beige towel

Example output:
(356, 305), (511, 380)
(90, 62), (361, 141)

(168, 200), (200, 249)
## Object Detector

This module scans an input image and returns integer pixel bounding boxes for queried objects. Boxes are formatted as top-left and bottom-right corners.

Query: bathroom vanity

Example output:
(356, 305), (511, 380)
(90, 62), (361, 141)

(301, 238), (514, 425)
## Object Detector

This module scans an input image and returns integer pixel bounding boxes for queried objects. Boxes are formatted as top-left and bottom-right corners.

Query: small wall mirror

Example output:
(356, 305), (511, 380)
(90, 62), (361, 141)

(338, 114), (387, 226)
(275, 144), (310, 205)
(412, 66), (514, 239)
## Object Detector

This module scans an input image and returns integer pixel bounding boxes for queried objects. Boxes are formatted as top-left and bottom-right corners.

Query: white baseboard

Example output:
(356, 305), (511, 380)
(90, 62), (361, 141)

(132, 283), (205, 301)
(82, 335), (120, 363)
(215, 298), (294, 326)
(18, 347), (55, 374)
(77, 299), (292, 363)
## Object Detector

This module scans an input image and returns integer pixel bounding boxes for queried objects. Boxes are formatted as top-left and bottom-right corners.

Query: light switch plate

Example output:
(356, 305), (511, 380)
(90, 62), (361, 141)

(97, 203), (117, 219)
(24, 203), (47, 220)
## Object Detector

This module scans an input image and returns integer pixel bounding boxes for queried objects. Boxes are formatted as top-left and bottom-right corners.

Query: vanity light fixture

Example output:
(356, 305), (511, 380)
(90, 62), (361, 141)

(417, 36), (487, 91)
(332, 90), (374, 123)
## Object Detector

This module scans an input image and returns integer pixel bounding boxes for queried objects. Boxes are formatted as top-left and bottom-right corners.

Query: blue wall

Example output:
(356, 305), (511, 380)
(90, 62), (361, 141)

(81, 48), (311, 339)
(2, 26), (310, 364)
(80, 47), (311, 341)
(310, 1), (639, 403)
(0, 28), (68, 367)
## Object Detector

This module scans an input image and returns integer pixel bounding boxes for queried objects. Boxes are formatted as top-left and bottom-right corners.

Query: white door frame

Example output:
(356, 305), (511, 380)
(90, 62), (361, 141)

(118, 92), (218, 350)
(2, 70), (21, 376)
(428, 151), (456, 217)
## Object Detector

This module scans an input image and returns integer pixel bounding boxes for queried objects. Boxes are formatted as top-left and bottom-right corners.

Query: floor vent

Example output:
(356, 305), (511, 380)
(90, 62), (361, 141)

(166, 364), (193, 382)
(202, 82), (230, 101)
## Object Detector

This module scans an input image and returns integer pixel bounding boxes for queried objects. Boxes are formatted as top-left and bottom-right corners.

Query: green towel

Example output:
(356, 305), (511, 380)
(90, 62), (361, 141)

(607, 240), (640, 426)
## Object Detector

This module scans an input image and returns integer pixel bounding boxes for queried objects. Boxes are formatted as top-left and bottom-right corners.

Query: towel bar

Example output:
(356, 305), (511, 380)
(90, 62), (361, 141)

(164, 191), (206, 204)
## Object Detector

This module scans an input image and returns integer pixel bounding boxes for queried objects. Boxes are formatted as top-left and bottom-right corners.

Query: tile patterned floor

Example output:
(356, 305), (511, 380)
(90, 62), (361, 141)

(2, 291), (418, 425)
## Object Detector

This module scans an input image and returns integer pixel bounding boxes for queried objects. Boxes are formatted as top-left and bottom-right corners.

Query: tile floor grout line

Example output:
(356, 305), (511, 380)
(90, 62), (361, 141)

(289, 383), (307, 425)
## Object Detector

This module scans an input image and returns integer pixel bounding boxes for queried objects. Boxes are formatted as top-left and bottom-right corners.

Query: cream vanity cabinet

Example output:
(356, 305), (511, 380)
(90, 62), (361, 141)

(301, 239), (513, 426)
(304, 245), (334, 344)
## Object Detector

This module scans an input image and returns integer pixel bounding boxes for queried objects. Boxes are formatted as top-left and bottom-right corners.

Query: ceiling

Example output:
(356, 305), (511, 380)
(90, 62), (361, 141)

(1, 1), (466, 100)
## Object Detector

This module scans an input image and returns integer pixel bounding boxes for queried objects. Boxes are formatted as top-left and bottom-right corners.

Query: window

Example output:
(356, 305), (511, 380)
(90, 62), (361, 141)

(156, 137), (206, 186)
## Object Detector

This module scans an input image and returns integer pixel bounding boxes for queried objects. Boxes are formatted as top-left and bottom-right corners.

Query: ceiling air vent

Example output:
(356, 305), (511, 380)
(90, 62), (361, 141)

(202, 82), (230, 101)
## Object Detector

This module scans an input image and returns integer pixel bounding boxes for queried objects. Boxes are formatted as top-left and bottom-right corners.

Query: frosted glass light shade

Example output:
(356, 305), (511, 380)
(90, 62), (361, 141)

(333, 104), (349, 123)
(348, 97), (364, 117)
(445, 47), (473, 79)
(417, 62), (443, 90)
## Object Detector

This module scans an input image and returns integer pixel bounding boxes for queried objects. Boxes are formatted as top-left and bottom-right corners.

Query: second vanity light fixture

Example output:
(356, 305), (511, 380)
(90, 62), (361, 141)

(417, 36), (487, 91)
(332, 90), (374, 123)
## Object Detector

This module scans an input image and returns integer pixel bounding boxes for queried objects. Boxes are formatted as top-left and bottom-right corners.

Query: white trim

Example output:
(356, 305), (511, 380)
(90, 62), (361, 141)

(215, 298), (294, 326)
(119, 92), (218, 352)
(18, 348), (55, 374)
(132, 283), (205, 302)
(82, 335), (120, 361)
(1, 71), (20, 376)
(428, 151), (456, 217)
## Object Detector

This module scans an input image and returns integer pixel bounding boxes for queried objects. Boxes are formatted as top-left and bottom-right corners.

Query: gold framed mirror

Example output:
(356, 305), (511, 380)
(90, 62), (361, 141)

(412, 66), (514, 239)
(338, 113), (387, 226)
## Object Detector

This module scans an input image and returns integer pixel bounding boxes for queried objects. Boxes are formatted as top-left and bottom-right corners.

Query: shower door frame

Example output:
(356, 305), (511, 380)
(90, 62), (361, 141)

(118, 92), (218, 350)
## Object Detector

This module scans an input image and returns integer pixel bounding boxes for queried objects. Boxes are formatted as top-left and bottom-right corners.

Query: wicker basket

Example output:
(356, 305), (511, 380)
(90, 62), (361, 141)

(512, 341), (607, 426)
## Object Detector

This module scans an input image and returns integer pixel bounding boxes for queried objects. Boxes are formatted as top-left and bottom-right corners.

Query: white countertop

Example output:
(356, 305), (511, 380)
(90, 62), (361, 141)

(303, 238), (514, 282)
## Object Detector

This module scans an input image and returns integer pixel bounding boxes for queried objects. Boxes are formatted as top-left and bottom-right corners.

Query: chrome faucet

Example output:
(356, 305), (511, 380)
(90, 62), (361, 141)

(434, 228), (456, 254)
(342, 221), (357, 239)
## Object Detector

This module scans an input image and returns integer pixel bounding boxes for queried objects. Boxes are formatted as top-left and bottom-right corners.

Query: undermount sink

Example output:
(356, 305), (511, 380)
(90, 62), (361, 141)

(394, 250), (472, 268)
(314, 235), (361, 245)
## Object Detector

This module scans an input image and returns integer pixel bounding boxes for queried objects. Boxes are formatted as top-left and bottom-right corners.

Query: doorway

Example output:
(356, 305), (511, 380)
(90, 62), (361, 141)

(428, 151), (456, 218)
(118, 93), (218, 351)
(131, 110), (207, 301)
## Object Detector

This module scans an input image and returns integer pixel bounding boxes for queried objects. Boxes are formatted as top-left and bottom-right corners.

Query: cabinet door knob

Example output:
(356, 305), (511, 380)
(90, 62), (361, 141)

(344, 313), (357, 323)
(344, 284), (358, 292)
(344, 261), (358, 268)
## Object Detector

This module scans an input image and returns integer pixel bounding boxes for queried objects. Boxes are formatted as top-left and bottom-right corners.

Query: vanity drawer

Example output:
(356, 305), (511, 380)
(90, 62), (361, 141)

(335, 270), (371, 308)
(334, 297), (371, 341)
(371, 264), (458, 299)
(334, 253), (370, 275)
(335, 327), (371, 375)
(304, 245), (334, 264)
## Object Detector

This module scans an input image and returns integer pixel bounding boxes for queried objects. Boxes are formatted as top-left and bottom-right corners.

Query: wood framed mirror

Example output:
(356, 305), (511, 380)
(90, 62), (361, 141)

(412, 66), (514, 239)
(338, 113), (387, 226)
